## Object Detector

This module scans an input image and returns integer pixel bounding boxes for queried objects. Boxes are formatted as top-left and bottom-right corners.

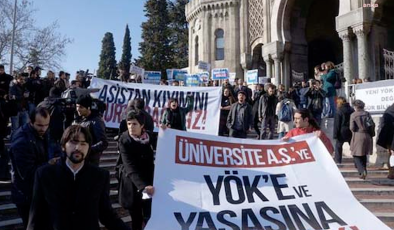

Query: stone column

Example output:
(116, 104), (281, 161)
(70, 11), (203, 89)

(264, 57), (272, 78)
(339, 30), (354, 83)
(202, 12), (211, 64)
(354, 25), (370, 81)
(273, 57), (281, 85)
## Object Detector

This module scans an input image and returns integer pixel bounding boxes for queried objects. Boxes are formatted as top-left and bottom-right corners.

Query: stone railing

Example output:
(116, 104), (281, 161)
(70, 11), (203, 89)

(384, 48), (394, 80)
(291, 70), (305, 83)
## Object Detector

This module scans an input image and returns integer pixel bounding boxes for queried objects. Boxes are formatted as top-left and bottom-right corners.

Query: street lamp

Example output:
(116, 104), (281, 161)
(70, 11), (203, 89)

(9, 0), (17, 74)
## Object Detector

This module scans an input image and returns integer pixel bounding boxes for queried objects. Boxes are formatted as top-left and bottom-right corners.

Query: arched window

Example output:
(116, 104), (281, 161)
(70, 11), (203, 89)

(215, 29), (224, 60)
(195, 36), (199, 65)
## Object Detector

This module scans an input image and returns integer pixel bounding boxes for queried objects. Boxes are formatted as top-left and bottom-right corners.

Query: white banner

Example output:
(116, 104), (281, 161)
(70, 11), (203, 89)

(89, 77), (222, 134)
(355, 79), (394, 113)
(146, 130), (390, 230)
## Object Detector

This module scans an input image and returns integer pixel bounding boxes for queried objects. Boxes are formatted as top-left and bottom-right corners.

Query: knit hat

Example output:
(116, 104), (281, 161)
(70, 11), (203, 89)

(237, 90), (247, 96)
(76, 94), (92, 109)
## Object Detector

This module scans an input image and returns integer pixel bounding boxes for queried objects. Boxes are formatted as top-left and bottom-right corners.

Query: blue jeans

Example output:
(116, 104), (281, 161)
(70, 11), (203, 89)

(28, 102), (36, 115)
(322, 96), (336, 118)
(278, 132), (287, 139)
(11, 111), (29, 133)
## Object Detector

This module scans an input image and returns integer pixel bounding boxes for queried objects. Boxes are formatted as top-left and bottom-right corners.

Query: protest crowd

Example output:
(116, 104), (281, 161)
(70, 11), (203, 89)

(0, 60), (394, 230)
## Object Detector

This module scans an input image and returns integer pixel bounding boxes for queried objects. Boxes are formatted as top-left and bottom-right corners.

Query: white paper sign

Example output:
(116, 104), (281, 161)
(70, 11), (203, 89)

(89, 77), (222, 134)
(146, 130), (391, 230)
(355, 79), (394, 113)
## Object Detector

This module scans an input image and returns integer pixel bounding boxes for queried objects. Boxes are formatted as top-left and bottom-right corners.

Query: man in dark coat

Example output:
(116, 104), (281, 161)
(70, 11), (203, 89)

(377, 103), (394, 179)
(0, 65), (13, 180)
(9, 107), (59, 228)
(252, 84), (264, 138)
(133, 98), (154, 133)
(27, 125), (130, 230)
(73, 94), (108, 166)
(333, 97), (355, 164)
(226, 91), (253, 139)
(258, 85), (278, 139)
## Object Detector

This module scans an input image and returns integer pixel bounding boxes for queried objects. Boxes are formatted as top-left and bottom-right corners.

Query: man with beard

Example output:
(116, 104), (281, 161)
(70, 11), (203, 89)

(9, 107), (60, 228)
(258, 85), (278, 139)
(27, 125), (130, 230)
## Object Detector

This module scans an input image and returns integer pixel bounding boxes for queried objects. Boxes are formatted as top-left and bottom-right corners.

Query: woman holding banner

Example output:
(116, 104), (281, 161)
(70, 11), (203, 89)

(118, 111), (155, 230)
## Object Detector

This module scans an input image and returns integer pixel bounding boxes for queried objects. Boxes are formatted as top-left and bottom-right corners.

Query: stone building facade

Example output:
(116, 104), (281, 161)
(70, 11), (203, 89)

(185, 0), (394, 90)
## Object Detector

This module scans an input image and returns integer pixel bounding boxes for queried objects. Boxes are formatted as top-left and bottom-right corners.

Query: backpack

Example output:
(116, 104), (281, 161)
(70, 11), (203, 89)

(363, 113), (376, 137)
(279, 101), (293, 122)
(334, 71), (342, 89)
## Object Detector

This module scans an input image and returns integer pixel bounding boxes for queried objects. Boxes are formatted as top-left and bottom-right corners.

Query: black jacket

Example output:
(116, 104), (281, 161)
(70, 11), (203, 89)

(227, 102), (253, 132)
(252, 90), (264, 116)
(306, 88), (326, 112)
(27, 160), (130, 230)
(25, 77), (44, 105)
(37, 97), (65, 141)
(9, 81), (28, 112)
(0, 73), (13, 97)
(118, 131), (154, 209)
(9, 124), (59, 205)
(333, 103), (354, 142)
(377, 104), (394, 150)
(258, 94), (278, 119)
(73, 114), (108, 163)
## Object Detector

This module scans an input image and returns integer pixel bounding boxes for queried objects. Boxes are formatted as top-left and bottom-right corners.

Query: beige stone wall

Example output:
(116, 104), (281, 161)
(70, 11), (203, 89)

(186, 0), (391, 85)
(186, 0), (244, 79)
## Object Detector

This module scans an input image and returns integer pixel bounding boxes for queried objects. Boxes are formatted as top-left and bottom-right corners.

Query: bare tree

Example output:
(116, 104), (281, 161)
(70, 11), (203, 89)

(0, 0), (72, 71)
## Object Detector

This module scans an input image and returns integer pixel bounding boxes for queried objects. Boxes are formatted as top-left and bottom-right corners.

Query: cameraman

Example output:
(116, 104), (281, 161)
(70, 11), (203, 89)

(306, 79), (326, 125)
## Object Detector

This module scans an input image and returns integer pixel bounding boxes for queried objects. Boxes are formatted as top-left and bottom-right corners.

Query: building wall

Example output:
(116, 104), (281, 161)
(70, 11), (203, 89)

(186, 0), (243, 79)
(186, 0), (393, 84)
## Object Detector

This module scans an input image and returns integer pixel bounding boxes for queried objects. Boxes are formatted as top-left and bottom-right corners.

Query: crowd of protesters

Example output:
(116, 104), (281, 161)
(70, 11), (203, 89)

(0, 60), (394, 230)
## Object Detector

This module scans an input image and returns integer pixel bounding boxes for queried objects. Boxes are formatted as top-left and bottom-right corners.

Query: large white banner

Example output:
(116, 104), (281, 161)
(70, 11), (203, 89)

(355, 79), (394, 113)
(89, 77), (222, 134)
(146, 129), (390, 230)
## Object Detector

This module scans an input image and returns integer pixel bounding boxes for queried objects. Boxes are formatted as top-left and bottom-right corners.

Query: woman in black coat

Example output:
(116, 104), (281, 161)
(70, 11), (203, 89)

(118, 111), (155, 230)
(377, 103), (394, 179)
(333, 97), (354, 164)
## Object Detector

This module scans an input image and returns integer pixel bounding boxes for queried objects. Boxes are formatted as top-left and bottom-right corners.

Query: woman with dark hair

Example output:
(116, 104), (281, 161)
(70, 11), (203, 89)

(350, 99), (374, 179)
(161, 94), (194, 131)
(333, 97), (354, 164)
(118, 111), (155, 230)
(282, 108), (334, 154)
(219, 87), (236, 136)
(321, 61), (337, 118)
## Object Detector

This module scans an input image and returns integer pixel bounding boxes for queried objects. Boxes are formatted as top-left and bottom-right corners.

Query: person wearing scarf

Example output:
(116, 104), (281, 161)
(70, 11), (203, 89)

(118, 111), (155, 230)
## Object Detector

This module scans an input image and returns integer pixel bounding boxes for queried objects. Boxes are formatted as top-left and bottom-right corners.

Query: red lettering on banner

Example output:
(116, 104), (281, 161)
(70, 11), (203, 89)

(175, 135), (315, 168)
(113, 103), (123, 123)
(192, 110), (202, 130)
(104, 103), (127, 124)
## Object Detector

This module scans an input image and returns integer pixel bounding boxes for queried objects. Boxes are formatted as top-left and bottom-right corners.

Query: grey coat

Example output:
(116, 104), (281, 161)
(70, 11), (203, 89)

(350, 110), (373, 156)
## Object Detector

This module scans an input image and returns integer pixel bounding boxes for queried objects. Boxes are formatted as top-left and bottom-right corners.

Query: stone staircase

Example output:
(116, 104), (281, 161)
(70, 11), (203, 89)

(0, 130), (393, 229)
